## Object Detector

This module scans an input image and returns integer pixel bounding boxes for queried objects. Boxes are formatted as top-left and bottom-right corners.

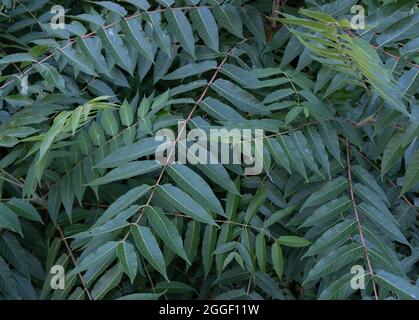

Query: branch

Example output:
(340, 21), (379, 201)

(345, 139), (379, 300)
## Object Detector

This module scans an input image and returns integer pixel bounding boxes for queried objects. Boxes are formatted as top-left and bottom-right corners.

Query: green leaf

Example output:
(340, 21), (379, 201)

(400, 38), (419, 55)
(155, 281), (197, 294)
(214, 241), (238, 255)
(84, 250), (116, 287)
(89, 160), (161, 185)
(266, 137), (291, 173)
(271, 241), (283, 279)
(77, 37), (112, 77)
(98, 27), (133, 74)
(190, 7), (219, 52)
(401, 150), (419, 193)
(167, 163), (224, 216)
(290, 130), (323, 177)
(278, 134), (307, 180)
(75, 206), (136, 239)
(302, 177), (348, 209)
(47, 184), (61, 225)
(95, 185), (150, 226)
(7, 198), (42, 223)
(277, 236), (311, 248)
(117, 292), (165, 300)
(211, 79), (269, 115)
(264, 207), (295, 228)
(144, 206), (189, 263)
(285, 107), (303, 126)
(304, 220), (357, 257)
(220, 64), (261, 89)
(299, 90), (337, 122)
(263, 89), (294, 104)
(131, 225), (168, 280)
(119, 100), (134, 127)
(101, 110), (119, 137)
(34, 64), (66, 92)
(0, 53), (36, 64)
(165, 8), (195, 58)
(60, 175), (74, 220)
(281, 35), (304, 67)
(0, 232), (29, 276)
(358, 202), (409, 245)
(61, 46), (96, 76)
(255, 232), (266, 272)
(121, 18), (154, 63)
(38, 112), (69, 163)
(202, 225), (217, 277)
(352, 165), (388, 205)
(376, 14), (419, 46)
(300, 197), (351, 228)
(195, 161), (239, 195)
(116, 241), (138, 283)
(214, 288), (248, 300)
(96, 138), (164, 168)
(244, 184), (268, 223)
(184, 220), (200, 268)
(318, 273), (360, 300)
(0, 203), (22, 236)
(381, 133), (404, 178)
(163, 61), (216, 80)
(319, 122), (342, 166)
(93, 1), (127, 16)
(240, 5), (266, 44)
(353, 183), (395, 224)
(147, 12), (171, 57)
(70, 241), (117, 275)
(138, 96), (150, 118)
(213, 4), (243, 38)
(91, 263), (123, 300)
(375, 270), (419, 300)
(198, 97), (244, 122)
(0, 257), (19, 299)
(156, 184), (216, 226)
(305, 126), (331, 178)
(304, 243), (363, 284)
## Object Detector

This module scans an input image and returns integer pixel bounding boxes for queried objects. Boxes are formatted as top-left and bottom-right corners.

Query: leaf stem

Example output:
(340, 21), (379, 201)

(345, 138), (379, 300)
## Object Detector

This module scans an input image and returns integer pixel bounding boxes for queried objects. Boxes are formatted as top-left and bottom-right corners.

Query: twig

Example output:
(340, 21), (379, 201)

(345, 139), (379, 300)
(267, 0), (282, 42)
(354, 115), (375, 127)
(57, 226), (93, 300)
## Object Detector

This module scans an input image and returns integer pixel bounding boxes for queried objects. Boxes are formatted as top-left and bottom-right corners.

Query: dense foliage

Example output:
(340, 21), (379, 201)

(0, 0), (418, 300)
